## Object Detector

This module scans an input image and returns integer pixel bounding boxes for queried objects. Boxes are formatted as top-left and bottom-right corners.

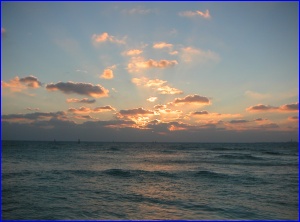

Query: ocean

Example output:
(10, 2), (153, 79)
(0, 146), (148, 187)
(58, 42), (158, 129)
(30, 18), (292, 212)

(1, 141), (298, 220)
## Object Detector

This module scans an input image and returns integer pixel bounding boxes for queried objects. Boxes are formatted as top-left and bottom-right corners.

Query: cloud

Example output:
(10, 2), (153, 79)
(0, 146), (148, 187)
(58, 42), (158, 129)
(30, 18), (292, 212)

(2, 76), (42, 92)
(279, 102), (299, 111)
(68, 105), (116, 114)
(245, 90), (270, 99)
(75, 69), (88, 74)
(153, 42), (173, 49)
(179, 9), (211, 19)
(26, 107), (40, 111)
(132, 77), (183, 95)
(191, 111), (209, 115)
(181, 47), (219, 63)
(19, 76), (42, 88)
(157, 85), (183, 95)
(172, 94), (210, 106)
(127, 56), (178, 73)
(246, 102), (298, 112)
(147, 97), (158, 102)
(119, 108), (155, 116)
(122, 6), (155, 15)
(92, 32), (126, 45)
(66, 98), (96, 104)
(100, 69), (114, 79)
(46, 81), (109, 98)
(246, 104), (278, 112)
(288, 116), (298, 121)
(1, 27), (6, 35)
(122, 49), (143, 56)
(229, 119), (250, 124)
(2, 111), (66, 123)
(254, 118), (268, 122)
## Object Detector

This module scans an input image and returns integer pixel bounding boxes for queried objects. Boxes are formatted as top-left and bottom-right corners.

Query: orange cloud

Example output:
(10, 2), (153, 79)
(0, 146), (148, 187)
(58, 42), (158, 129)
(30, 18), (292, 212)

(46, 81), (109, 98)
(100, 69), (114, 79)
(153, 42), (173, 49)
(66, 98), (96, 104)
(122, 49), (143, 56)
(2, 75), (41, 92)
(157, 85), (183, 95)
(92, 32), (126, 44)
(127, 56), (178, 72)
(179, 9), (211, 19)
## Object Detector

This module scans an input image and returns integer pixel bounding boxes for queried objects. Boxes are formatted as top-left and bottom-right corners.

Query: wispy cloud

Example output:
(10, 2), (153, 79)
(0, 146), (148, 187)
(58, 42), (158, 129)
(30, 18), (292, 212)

(92, 32), (126, 45)
(147, 97), (158, 102)
(179, 9), (211, 19)
(66, 98), (96, 104)
(245, 90), (270, 99)
(122, 6), (156, 15)
(26, 107), (40, 111)
(181, 47), (219, 63)
(132, 77), (183, 95)
(288, 116), (298, 121)
(46, 81), (109, 98)
(68, 105), (115, 114)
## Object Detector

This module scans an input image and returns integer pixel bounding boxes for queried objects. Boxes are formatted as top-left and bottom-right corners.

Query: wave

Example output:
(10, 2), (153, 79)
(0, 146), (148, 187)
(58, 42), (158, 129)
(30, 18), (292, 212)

(218, 154), (264, 161)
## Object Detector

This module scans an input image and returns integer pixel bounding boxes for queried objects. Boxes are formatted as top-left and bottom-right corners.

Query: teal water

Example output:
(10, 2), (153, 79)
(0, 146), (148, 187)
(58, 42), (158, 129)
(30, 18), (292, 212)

(2, 141), (298, 220)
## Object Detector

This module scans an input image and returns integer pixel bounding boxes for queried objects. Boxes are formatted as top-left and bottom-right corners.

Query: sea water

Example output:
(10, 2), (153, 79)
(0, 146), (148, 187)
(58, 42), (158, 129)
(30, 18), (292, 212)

(2, 141), (298, 220)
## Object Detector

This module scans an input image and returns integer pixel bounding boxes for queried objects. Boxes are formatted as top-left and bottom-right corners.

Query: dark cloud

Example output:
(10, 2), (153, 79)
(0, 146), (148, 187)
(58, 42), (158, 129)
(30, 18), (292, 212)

(46, 81), (109, 98)
(191, 111), (209, 115)
(247, 102), (298, 112)
(246, 104), (277, 112)
(68, 105), (116, 114)
(119, 108), (155, 116)
(229, 119), (249, 124)
(173, 94), (210, 105)
(19, 76), (42, 88)
(2, 111), (66, 121)
(279, 102), (299, 111)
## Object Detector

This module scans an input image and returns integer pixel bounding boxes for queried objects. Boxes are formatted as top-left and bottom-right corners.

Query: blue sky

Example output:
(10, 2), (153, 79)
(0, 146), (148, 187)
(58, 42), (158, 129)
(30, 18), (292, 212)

(1, 2), (298, 142)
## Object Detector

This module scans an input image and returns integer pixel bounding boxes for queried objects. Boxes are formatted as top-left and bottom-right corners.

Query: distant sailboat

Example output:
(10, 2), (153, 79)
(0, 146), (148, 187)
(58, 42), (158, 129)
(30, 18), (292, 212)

(78, 139), (80, 144)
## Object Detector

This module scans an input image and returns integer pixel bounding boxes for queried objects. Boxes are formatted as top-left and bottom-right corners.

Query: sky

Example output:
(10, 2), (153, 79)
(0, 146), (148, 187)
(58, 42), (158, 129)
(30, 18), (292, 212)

(1, 2), (299, 142)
